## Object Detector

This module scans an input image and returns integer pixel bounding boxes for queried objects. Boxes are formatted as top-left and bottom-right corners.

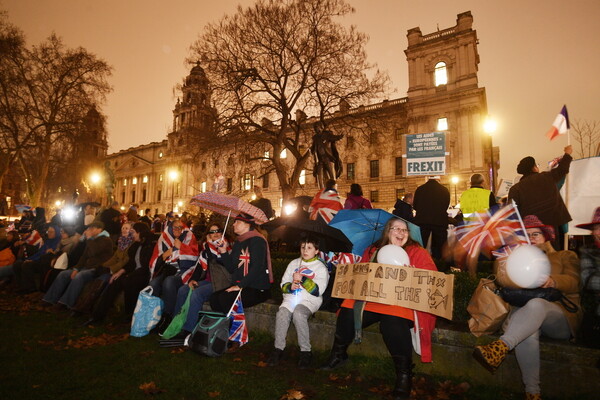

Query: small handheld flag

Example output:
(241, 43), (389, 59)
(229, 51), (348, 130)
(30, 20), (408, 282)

(546, 105), (570, 141)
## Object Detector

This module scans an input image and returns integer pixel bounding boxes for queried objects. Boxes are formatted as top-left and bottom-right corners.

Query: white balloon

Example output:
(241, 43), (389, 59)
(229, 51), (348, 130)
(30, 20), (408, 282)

(506, 245), (551, 289)
(377, 244), (410, 266)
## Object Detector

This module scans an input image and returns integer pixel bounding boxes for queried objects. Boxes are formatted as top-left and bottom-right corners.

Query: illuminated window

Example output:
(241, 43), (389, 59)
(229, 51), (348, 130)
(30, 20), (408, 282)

(370, 190), (379, 203)
(132, 177), (138, 185)
(264, 151), (270, 159)
(123, 178), (127, 186)
(201, 181), (207, 192)
(437, 117), (448, 131)
(280, 149), (287, 159)
(158, 151), (164, 158)
(434, 62), (447, 86)
(299, 170), (306, 185)
(242, 173), (253, 190)
(159, 174), (163, 182)
(142, 175), (148, 183)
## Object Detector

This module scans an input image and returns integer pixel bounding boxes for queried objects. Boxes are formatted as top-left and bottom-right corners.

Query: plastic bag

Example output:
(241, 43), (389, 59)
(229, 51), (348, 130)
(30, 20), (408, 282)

(130, 286), (164, 337)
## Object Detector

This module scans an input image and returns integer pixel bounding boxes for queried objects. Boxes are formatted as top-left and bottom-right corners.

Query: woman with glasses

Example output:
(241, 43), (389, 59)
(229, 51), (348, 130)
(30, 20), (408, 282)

(320, 217), (437, 400)
(166, 223), (231, 339)
(474, 215), (581, 400)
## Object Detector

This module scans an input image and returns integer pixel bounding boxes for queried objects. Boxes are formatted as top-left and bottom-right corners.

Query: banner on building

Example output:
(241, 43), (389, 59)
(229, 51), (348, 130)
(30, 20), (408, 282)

(405, 132), (447, 176)
(332, 262), (454, 320)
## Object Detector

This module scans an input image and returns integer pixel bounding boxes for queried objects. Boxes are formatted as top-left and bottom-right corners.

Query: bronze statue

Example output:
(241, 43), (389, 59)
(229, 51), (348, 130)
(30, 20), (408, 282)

(310, 123), (343, 188)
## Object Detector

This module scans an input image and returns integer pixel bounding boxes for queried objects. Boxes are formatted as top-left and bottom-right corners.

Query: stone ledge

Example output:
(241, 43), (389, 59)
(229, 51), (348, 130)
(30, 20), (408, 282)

(246, 302), (600, 398)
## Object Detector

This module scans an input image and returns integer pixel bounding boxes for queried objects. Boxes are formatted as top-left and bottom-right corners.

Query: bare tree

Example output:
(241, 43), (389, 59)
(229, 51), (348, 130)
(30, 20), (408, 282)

(0, 25), (112, 206)
(571, 119), (600, 159)
(188, 0), (390, 199)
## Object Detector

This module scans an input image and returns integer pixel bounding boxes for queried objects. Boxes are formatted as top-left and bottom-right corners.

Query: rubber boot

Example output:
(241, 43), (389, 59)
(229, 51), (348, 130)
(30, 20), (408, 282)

(319, 336), (350, 370)
(391, 355), (413, 400)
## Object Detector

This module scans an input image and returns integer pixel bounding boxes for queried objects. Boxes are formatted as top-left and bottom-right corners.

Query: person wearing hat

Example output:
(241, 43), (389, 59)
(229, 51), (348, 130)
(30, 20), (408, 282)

(210, 212), (274, 351)
(577, 207), (600, 316)
(459, 173), (497, 220)
(474, 215), (582, 400)
(42, 221), (114, 311)
(508, 145), (573, 249)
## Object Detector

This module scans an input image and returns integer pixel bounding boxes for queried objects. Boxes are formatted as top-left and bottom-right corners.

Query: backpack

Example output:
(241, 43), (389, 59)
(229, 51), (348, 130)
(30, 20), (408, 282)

(188, 311), (230, 357)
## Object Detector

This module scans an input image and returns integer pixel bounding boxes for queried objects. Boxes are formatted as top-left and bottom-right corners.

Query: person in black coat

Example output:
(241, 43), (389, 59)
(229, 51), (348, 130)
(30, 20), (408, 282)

(85, 222), (155, 324)
(413, 176), (450, 260)
(392, 193), (414, 222)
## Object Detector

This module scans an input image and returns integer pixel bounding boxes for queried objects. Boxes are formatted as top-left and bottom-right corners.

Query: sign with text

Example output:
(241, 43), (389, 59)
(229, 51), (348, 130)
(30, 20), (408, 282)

(332, 263), (454, 320)
(406, 132), (447, 176)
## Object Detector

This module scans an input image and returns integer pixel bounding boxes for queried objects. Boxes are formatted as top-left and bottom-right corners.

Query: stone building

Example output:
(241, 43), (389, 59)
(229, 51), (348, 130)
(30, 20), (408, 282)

(105, 11), (495, 217)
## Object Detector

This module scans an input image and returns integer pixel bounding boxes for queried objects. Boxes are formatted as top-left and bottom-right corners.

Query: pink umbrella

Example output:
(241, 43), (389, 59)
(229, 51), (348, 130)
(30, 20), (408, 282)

(190, 192), (268, 225)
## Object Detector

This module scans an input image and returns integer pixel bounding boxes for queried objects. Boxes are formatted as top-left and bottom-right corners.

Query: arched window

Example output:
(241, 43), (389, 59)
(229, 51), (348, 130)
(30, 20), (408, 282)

(434, 62), (448, 86)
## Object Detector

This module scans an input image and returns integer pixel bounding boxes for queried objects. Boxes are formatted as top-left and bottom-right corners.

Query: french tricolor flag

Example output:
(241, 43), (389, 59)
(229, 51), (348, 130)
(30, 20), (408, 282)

(546, 105), (570, 141)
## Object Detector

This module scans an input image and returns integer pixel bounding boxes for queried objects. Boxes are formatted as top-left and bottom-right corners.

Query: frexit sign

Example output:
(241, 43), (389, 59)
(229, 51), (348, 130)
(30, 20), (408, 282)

(406, 132), (446, 176)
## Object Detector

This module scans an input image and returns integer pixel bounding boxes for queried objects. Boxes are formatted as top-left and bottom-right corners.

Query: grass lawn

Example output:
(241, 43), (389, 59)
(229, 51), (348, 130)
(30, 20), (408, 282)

(0, 288), (522, 400)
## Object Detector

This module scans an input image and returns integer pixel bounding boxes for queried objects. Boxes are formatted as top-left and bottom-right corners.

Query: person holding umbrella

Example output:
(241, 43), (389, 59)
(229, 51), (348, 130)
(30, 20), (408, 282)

(210, 212), (273, 352)
(320, 217), (437, 400)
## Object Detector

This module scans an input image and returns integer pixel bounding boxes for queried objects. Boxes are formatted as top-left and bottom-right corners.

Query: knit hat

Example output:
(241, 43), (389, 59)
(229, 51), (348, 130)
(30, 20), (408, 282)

(523, 215), (555, 241)
(575, 207), (600, 231)
(517, 156), (536, 175)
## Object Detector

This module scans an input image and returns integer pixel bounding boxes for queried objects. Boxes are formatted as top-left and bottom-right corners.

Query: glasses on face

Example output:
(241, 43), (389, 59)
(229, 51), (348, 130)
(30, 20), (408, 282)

(173, 226), (183, 231)
(208, 229), (222, 234)
(390, 227), (409, 234)
(528, 232), (543, 239)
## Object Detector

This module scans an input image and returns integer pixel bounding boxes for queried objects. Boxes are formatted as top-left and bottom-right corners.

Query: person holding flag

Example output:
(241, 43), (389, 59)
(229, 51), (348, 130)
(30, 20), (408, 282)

(508, 145), (573, 249)
(210, 212), (273, 352)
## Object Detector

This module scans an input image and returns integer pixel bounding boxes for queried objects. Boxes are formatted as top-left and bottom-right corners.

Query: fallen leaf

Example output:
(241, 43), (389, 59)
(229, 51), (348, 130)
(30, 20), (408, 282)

(170, 347), (186, 354)
(233, 357), (242, 362)
(256, 361), (268, 367)
(280, 389), (305, 400)
(208, 391), (220, 397)
(139, 381), (165, 395)
(231, 370), (248, 375)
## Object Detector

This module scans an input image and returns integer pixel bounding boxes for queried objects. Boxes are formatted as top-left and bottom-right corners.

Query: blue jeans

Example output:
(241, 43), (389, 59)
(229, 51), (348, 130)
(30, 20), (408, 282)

(150, 273), (183, 316)
(173, 281), (214, 332)
(43, 269), (97, 308)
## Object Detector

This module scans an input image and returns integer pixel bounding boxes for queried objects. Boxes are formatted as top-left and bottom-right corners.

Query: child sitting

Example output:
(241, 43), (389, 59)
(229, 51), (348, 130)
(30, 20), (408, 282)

(266, 236), (329, 369)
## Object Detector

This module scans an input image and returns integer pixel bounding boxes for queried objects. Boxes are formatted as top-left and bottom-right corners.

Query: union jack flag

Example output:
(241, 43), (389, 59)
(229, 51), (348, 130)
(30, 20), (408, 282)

(149, 224), (199, 279)
(25, 230), (43, 249)
(309, 189), (343, 223)
(455, 201), (529, 258)
(491, 244), (520, 260)
(228, 293), (248, 346)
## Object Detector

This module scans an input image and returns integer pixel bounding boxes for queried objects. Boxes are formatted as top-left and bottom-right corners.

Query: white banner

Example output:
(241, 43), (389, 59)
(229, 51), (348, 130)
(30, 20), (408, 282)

(563, 156), (600, 235)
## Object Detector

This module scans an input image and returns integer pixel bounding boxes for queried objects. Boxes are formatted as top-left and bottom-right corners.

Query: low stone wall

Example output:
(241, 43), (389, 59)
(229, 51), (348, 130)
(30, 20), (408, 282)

(246, 302), (600, 398)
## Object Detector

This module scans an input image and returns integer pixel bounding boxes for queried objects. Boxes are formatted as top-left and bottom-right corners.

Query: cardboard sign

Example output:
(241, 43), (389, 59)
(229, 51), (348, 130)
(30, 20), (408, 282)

(332, 263), (454, 320)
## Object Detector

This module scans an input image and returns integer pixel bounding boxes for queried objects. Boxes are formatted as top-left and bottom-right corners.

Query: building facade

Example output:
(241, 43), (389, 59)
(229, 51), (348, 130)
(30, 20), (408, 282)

(105, 11), (495, 217)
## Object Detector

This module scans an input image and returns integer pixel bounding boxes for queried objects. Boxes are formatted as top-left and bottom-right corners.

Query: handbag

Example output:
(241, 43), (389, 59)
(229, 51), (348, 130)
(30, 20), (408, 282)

(209, 258), (232, 292)
(130, 286), (164, 337)
(499, 287), (578, 313)
(467, 276), (510, 337)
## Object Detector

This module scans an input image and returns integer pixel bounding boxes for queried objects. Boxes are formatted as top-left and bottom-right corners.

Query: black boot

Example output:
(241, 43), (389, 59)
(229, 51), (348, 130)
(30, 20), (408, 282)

(266, 347), (284, 367)
(298, 351), (312, 369)
(319, 336), (350, 370)
(155, 314), (172, 335)
(391, 355), (413, 400)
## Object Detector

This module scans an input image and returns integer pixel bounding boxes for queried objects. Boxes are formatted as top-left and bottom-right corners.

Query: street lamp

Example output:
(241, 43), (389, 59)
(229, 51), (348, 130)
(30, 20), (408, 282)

(451, 175), (459, 207)
(483, 116), (498, 192)
(168, 169), (179, 213)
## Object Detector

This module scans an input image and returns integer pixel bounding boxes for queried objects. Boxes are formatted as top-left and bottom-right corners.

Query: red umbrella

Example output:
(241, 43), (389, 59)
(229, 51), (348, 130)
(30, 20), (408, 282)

(190, 192), (269, 225)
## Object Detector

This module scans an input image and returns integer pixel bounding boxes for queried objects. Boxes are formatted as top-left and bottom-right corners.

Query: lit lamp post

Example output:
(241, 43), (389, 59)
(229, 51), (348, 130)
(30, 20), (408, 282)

(451, 175), (459, 207)
(89, 172), (102, 203)
(483, 116), (498, 192)
(168, 169), (179, 213)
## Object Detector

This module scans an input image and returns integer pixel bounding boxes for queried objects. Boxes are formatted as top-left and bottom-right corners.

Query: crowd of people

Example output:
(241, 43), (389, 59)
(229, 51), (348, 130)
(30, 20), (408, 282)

(0, 143), (598, 399)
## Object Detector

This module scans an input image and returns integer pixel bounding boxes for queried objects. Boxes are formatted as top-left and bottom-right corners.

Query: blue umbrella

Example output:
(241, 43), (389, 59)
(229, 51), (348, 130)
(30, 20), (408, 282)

(329, 209), (422, 257)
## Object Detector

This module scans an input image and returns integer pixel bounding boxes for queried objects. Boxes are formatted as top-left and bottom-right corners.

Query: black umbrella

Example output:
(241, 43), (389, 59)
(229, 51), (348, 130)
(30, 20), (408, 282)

(262, 216), (352, 253)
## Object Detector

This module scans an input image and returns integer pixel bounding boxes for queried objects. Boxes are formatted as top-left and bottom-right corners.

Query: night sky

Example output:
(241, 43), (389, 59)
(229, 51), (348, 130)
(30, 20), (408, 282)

(5, 0), (600, 183)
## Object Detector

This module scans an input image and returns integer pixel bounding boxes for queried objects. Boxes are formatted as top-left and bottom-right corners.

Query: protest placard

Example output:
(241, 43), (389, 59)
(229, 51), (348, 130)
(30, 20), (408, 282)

(332, 263), (454, 320)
